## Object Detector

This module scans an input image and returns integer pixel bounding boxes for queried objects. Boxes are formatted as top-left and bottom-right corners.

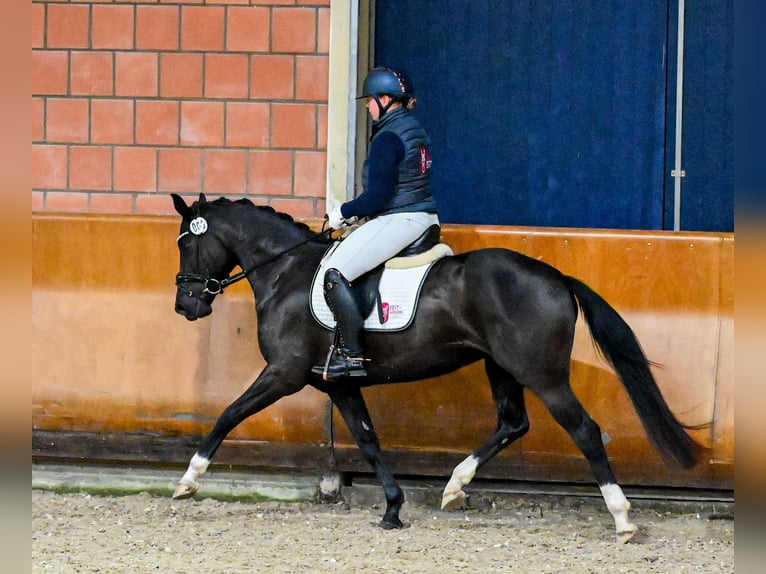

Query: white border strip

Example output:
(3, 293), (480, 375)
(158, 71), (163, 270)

(326, 0), (360, 211)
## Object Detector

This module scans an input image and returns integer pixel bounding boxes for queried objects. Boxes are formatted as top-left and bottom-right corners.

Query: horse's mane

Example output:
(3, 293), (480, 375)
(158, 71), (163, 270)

(207, 197), (331, 243)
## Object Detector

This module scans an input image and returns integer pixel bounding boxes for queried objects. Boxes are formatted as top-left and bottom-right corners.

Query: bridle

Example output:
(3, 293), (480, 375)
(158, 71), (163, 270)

(175, 222), (334, 299)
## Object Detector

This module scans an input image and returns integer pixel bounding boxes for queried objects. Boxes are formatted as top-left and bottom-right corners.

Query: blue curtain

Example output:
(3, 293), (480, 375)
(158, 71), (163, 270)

(374, 0), (733, 231)
(663, 0), (734, 231)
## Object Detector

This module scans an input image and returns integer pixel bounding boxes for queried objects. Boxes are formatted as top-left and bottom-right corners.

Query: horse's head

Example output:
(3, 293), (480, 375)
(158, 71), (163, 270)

(172, 193), (238, 321)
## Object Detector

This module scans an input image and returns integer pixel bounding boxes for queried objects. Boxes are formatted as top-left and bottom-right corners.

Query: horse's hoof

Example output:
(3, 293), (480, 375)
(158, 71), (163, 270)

(379, 517), (404, 530)
(616, 524), (638, 544)
(172, 482), (198, 500)
(441, 489), (466, 511)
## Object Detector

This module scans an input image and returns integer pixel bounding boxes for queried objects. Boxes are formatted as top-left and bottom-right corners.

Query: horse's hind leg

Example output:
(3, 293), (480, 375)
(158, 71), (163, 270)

(535, 383), (637, 543)
(442, 359), (530, 510)
(327, 386), (405, 530)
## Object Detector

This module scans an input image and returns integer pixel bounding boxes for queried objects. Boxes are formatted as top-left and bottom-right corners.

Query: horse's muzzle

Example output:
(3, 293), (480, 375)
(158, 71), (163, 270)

(175, 292), (213, 321)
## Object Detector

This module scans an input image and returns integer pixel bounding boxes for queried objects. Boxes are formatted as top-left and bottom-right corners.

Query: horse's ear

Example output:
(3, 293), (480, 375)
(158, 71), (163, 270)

(198, 192), (207, 204)
(171, 193), (191, 218)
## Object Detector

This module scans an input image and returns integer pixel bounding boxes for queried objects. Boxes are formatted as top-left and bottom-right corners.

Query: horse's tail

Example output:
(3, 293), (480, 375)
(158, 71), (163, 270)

(563, 275), (703, 469)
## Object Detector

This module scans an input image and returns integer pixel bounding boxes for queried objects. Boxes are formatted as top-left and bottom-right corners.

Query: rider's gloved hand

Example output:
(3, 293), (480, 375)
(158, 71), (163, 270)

(327, 206), (346, 230)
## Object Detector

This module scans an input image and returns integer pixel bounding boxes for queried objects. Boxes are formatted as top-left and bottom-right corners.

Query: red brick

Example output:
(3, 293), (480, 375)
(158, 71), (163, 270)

(271, 103), (316, 149)
(136, 6), (179, 51)
(269, 197), (318, 219)
(247, 150), (292, 195)
(225, 102), (269, 147)
(32, 97), (45, 142)
(226, 6), (270, 53)
(91, 99), (134, 145)
(32, 3), (45, 49)
(250, 55), (294, 99)
(71, 52), (114, 96)
(180, 101), (224, 147)
(46, 192), (89, 212)
(205, 54), (249, 99)
(296, 55), (329, 101)
(135, 193), (176, 215)
(298, 0), (330, 5)
(181, 6), (225, 51)
(32, 191), (45, 211)
(114, 147), (157, 192)
(160, 53), (203, 98)
(116, 52), (158, 97)
(93, 5), (135, 50)
(272, 7), (316, 54)
(47, 4), (90, 49)
(32, 144), (68, 189)
(203, 149), (247, 195)
(158, 148), (202, 193)
(46, 98), (89, 143)
(136, 100), (179, 145)
(294, 151), (326, 198)
(69, 146), (112, 191)
(317, 103), (328, 150)
(317, 7), (330, 53)
(89, 193), (135, 213)
(32, 51), (69, 96)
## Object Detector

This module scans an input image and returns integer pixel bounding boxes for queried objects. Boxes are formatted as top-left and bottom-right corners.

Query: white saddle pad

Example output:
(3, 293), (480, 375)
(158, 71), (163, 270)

(309, 243), (452, 332)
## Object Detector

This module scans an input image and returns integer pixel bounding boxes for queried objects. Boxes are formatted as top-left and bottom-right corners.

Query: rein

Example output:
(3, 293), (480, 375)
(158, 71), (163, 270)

(176, 226), (334, 297)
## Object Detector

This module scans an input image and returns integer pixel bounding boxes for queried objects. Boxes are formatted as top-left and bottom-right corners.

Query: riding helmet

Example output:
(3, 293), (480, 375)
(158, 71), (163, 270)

(359, 67), (414, 101)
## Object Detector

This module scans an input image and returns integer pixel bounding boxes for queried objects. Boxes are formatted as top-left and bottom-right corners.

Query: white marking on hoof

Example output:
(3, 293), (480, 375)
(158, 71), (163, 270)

(441, 455), (478, 510)
(600, 483), (637, 542)
(441, 488), (466, 510)
(616, 523), (639, 544)
(172, 481), (198, 500)
(173, 453), (210, 499)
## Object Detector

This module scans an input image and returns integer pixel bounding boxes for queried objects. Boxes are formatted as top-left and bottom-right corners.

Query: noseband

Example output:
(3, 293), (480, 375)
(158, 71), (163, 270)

(175, 273), (234, 297)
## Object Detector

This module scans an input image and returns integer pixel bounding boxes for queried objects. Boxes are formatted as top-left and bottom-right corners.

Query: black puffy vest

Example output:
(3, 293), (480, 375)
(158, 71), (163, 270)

(362, 108), (438, 214)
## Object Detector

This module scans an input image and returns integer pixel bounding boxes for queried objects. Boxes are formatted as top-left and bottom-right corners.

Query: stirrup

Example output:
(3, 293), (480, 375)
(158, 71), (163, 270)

(311, 346), (368, 381)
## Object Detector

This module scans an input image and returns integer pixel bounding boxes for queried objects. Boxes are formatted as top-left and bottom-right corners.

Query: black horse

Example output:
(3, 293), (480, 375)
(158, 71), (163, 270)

(170, 193), (702, 542)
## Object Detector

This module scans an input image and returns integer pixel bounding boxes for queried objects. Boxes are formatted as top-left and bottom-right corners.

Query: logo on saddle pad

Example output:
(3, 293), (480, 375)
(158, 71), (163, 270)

(310, 243), (452, 332)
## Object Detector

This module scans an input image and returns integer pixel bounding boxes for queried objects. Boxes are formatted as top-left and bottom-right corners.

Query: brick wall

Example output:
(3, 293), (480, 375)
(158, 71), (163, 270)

(32, 0), (331, 218)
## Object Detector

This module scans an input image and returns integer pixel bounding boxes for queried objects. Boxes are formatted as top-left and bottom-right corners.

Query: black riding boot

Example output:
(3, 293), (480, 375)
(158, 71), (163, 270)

(311, 268), (368, 380)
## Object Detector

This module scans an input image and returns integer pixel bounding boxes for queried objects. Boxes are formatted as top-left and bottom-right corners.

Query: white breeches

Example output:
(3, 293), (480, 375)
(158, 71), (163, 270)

(325, 212), (439, 281)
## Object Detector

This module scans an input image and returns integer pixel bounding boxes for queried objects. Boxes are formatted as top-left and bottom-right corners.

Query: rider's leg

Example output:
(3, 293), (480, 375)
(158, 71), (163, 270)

(312, 212), (439, 380)
(327, 212), (439, 281)
(312, 268), (368, 379)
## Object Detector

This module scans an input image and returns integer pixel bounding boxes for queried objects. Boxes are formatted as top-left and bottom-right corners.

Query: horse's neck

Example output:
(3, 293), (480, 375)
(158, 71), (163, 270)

(229, 223), (322, 285)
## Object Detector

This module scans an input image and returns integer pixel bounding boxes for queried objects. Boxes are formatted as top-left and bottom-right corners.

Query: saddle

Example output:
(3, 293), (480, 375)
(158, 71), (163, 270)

(310, 225), (453, 332)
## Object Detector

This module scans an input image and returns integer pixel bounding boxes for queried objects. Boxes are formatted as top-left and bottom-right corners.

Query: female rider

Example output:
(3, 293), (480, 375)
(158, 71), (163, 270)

(312, 67), (440, 380)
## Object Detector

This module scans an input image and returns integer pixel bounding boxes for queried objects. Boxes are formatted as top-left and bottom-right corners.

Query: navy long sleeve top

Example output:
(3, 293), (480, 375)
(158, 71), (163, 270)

(340, 131), (405, 219)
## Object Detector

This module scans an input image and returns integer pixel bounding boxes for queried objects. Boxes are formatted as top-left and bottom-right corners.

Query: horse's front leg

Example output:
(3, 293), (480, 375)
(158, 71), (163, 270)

(328, 386), (405, 530)
(173, 366), (303, 500)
